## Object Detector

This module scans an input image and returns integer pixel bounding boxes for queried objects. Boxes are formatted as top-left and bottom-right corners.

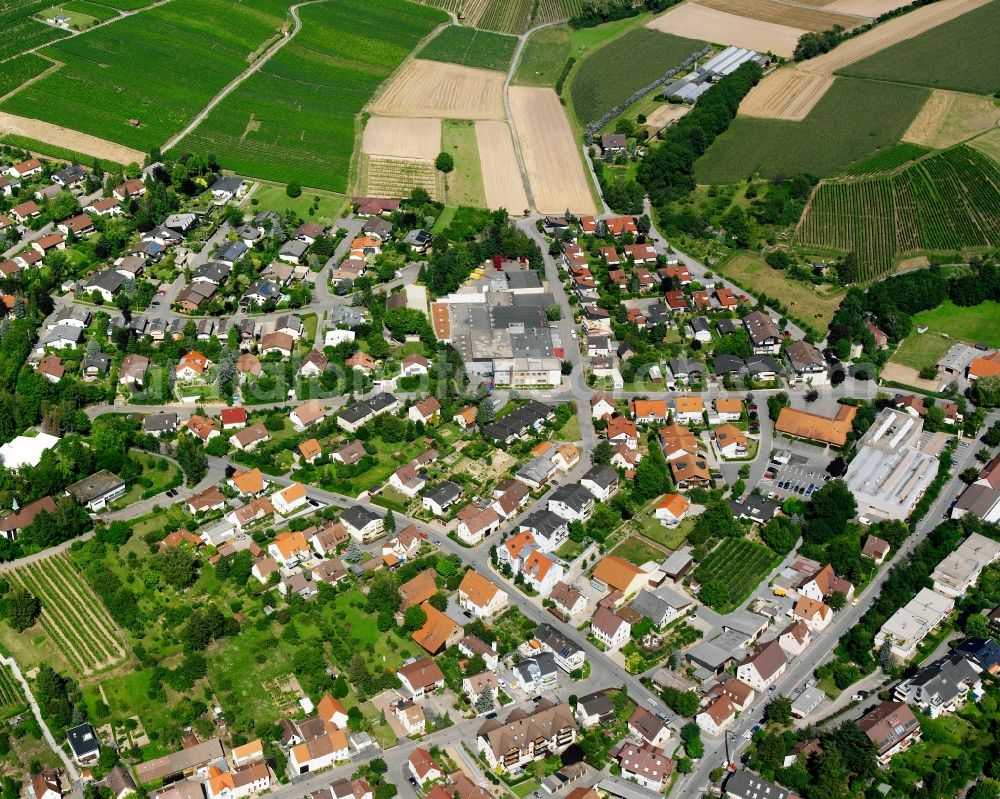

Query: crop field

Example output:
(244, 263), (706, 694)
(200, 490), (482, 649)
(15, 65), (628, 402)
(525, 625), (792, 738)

(537, 0), (579, 24)
(0, 53), (52, 99)
(696, 0), (868, 30)
(845, 142), (930, 175)
(38, 2), (106, 28)
(178, 0), (447, 192)
(476, 120), (529, 211)
(971, 129), (1000, 165)
(903, 91), (1000, 150)
(418, 25), (518, 71)
(513, 25), (571, 87)
(7, 551), (128, 676)
(0, 0), (69, 60)
(797, 146), (1000, 279)
(361, 155), (444, 201)
(692, 538), (777, 612)
(470, 0), (533, 33)
(0, 667), (26, 719)
(362, 116), (441, 161)
(373, 59), (506, 119)
(1, 0), (292, 150)
(838, 0), (1000, 94)
(62, 0), (120, 17)
(695, 77), (928, 183)
(569, 28), (707, 125)
(647, 3), (805, 58)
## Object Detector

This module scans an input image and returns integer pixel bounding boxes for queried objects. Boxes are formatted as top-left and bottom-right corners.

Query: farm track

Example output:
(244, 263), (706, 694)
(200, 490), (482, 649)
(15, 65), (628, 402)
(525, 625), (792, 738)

(161, 0), (325, 152)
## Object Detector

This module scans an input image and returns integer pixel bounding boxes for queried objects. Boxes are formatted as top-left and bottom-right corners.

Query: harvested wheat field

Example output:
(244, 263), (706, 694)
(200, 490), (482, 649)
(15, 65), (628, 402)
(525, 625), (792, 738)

(475, 120), (529, 212)
(903, 90), (1000, 149)
(697, 0), (867, 31)
(825, 0), (911, 14)
(0, 111), (144, 165)
(509, 87), (597, 214)
(645, 103), (691, 135)
(370, 60), (505, 120)
(735, 0), (992, 119)
(648, 3), (807, 57)
(362, 116), (441, 160)
(740, 69), (836, 120)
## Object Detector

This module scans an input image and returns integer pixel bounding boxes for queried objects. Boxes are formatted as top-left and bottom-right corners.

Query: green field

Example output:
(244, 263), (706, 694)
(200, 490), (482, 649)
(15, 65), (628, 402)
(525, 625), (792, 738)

(889, 330), (953, 371)
(838, 0), (1000, 95)
(0, 53), (52, 98)
(474, 0), (533, 34)
(797, 146), (1000, 279)
(418, 25), (518, 71)
(910, 300), (1000, 349)
(695, 77), (928, 183)
(846, 142), (931, 176)
(610, 535), (665, 567)
(251, 183), (347, 223)
(38, 2), (107, 28)
(569, 28), (707, 125)
(2, 0), (292, 150)
(442, 119), (485, 207)
(513, 25), (572, 87)
(692, 538), (778, 612)
(177, 0), (447, 192)
(0, 0), (69, 59)
(62, 0), (118, 18)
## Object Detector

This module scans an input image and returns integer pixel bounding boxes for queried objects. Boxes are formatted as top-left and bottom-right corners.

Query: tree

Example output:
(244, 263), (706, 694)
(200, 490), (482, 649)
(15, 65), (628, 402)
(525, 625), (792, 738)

(286, 181), (302, 198)
(962, 466), (982, 484)
(827, 591), (846, 611)
(680, 723), (703, 759)
(475, 690), (494, 713)
(176, 435), (207, 486)
(592, 440), (613, 466)
(477, 395), (495, 429)
(966, 612), (990, 638)
(402, 605), (427, 632)
(972, 376), (1000, 408)
(984, 421), (1000, 447)
(384, 510), (396, 536)
(435, 152), (454, 173)
(156, 546), (198, 589)
(764, 696), (792, 725)
(3, 587), (40, 632)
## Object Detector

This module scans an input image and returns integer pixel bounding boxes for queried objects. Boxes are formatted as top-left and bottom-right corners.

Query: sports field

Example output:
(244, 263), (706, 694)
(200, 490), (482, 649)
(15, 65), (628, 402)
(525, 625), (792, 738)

(513, 25), (572, 87)
(2, 0), (292, 150)
(695, 77), (928, 183)
(839, 0), (1000, 94)
(569, 27), (707, 125)
(417, 25), (518, 72)
(177, 0), (447, 192)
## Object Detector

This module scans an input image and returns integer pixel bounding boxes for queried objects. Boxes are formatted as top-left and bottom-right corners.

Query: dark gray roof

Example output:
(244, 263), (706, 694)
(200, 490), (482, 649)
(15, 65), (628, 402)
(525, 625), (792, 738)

(193, 261), (231, 284)
(88, 269), (127, 293)
(340, 505), (381, 530)
(424, 480), (462, 506)
(549, 483), (593, 513)
(953, 637), (1000, 670)
(724, 771), (790, 799)
(66, 723), (100, 758)
(216, 240), (247, 262)
(583, 465), (618, 490)
(716, 318), (741, 335)
(143, 411), (177, 432)
(746, 355), (782, 375)
(712, 354), (745, 375)
(66, 470), (123, 504)
(83, 351), (110, 374)
(211, 176), (243, 194)
(520, 509), (567, 542)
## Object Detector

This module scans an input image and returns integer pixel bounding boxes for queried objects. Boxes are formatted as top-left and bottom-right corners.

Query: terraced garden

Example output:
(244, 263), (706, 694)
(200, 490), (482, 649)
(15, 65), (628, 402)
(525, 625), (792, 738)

(177, 0), (447, 192)
(8, 552), (128, 676)
(797, 145), (1000, 280)
(692, 538), (778, 612)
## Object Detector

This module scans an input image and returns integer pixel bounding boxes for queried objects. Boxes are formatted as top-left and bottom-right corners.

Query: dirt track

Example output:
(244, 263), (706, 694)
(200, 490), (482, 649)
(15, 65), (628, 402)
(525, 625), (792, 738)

(370, 59), (506, 120)
(362, 116), (441, 160)
(0, 111), (145, 164)
(475, 120), (529, 213)
(647, 3), (807, 57)
(508, 87), (597, 215)
(736, 0), (993, 119)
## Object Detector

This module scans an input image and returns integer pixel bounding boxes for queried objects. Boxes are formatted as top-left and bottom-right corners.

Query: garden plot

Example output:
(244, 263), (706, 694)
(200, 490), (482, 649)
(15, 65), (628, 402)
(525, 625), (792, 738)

(361, 155), (444, 201)
(508, 86), (598, 214)
(370, 59), (506, 120)
(475, 120), (529, 212)
(362, 116), (442, 160)
(647, 3), (807, 58)
(8, 552), (128, 676)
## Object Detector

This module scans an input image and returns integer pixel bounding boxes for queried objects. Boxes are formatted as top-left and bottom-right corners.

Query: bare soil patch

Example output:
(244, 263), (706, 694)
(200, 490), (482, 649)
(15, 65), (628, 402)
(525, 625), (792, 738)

(644, 103), (691, 135)
(880, 361), (941, 391)
(475, 120), (529, 213)
(362, 116), (442, 160)
(370, 59), (505, 120)
(698, 0), (868, 30)
(508, 86), (598, 214)
(647, 3), (807, 57)
(740, 69), (835, 119)
(903, 90), (1000, 149)
(0, 111), (144, 164)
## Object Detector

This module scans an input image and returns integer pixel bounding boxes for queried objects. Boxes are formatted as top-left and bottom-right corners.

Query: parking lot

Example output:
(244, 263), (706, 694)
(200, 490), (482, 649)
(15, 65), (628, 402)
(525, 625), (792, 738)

(756, 443), (834, 502)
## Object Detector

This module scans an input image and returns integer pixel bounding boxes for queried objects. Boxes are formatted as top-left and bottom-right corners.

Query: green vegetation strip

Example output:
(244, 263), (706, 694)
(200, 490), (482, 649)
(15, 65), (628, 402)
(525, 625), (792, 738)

(418, 25), (519, 72)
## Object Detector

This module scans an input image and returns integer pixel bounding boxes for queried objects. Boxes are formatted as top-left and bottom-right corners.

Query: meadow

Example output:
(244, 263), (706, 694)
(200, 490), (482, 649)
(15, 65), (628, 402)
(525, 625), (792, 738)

(1, 0), (292, 150)
(695, 77), (928, 183)
(910, 300), (1000, 350)
(797, 146), (1000, 280)
(569, 28), (707, 125)
(692, 538), (778, 613)
(838, 0), (1000, 95)
(0, 53), (51, 98)
(418, 25), (518, 71)
(0, 0), (69, 59)
(442, 119), (485, 207)
(513, 25), (572, 87)
(177, 0), (447, 192)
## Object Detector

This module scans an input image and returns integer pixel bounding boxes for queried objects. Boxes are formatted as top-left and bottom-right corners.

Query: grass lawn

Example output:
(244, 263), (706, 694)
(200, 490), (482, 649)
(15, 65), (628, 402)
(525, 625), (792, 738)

(910, 300), (1000, 349)
(610, 535), (665, 566)
(512, 780), (540, 798)
(37, 4), (102, 28)
(889, 330), (953, 371)
(636, 514), (691, 550)
(513, 25), (572, 87)
(432, 206), (457, 234)
(315, 436), (427, 496)
(717, 252), (844, 329)
(556, 539), (584, 560)
(371, 486), (411, 513)
(112, 453), (179, 507)
(818, 674), (843, 700)
(557, 413), (581, 442)
(442, 119), (486, 208)
(252, 183), (347, 223)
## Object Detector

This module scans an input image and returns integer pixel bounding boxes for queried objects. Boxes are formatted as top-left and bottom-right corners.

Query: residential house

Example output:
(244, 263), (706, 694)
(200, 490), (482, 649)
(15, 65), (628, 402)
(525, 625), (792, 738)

(291, 399), (326, 431)
(629, 586), (691, 629)
(627, 707), (671, 747)
(549, 582), (587, 621)
(547, 483), (594, 522)
(340, 505), (384, 542)
(408, 749), (442, 787)
(653, 494), (690, 527)
(229, 423), (270, 452)
(458, 570), (508, 618)
(456, 506), (500, 545)
(736, 641), (786, 692)
(273, 483), (309, 516)
(743, 311), (782, 355)
(412, 601), (463, 654)
(893, 654), (982, 718)
(268, 530), (310, 567)
(786, 340), (829, 385)
(176, 351), (210, 382)
(592, 556), (649, 599)
(591, 607), (630, 650)
(613, 742), (674, 792)
(476, 703), (577, 773)
(778, 620), (811, 658)
(697, 695), (736, 737)
(397, 657), (445, 698)
(65, 470), (125, 511)
(670, 453), (710, 489)
(423, 481), (462, 516)
(408, 397), (441, 425)
(714, 424), (748, 458)
(580, 465), (619, 501)
(591, 392), (616, 420)
(857, 701), (921, 765)
(792, 597), (832, 631)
